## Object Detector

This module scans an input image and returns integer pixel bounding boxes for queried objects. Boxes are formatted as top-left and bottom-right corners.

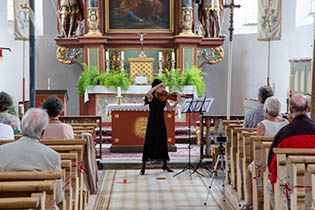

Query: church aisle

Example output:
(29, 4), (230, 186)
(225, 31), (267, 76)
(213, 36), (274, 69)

(99, 169), (224, 210)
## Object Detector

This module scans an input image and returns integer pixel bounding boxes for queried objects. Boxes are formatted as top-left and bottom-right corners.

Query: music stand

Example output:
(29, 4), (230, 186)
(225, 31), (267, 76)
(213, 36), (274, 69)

(173, 97), (214, 178)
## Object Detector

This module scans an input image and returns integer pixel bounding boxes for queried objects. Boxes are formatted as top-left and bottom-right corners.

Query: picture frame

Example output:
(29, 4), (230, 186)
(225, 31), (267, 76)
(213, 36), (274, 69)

(105, 0), (174, 33)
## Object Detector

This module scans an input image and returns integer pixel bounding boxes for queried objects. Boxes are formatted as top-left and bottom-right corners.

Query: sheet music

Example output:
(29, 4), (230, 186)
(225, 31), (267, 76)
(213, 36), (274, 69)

(181, 98), (214, 113)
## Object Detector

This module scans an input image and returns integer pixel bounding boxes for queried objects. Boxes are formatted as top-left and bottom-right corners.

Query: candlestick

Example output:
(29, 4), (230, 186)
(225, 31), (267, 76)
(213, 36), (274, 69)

(106, 51), (110, 72)
(158, 61), (162, 76)
(117, 87), (121, 97)
(48, 78), (51, 90)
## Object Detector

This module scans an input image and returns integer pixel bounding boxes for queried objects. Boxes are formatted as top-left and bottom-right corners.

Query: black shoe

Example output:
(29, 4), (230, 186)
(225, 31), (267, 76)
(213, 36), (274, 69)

(139, 169), (145, 175)
(162, 165), (174, 172)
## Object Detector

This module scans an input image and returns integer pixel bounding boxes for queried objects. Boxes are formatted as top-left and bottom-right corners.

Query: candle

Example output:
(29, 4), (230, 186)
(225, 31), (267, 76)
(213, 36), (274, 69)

(88, 0), (98, 7)
(48, 78), (51, 90)
(165, 86), (169, 92)
(117, 87), (121, 97)
(159, 52), (162, 61)
(105, 51), (109, 60)
(172, 52), (175, 61)
(0, 49), (2, 57)
(121, 51), (124, 60)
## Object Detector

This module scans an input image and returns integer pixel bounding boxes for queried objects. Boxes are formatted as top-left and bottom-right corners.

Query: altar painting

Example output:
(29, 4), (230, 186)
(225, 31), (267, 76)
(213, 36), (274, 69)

(106, 0), (173, 32)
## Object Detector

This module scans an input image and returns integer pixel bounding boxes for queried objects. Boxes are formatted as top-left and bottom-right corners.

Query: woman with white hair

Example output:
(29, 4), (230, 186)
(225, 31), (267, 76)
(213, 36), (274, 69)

(243, 97), (289, 210)
(256, 96), (289, 136)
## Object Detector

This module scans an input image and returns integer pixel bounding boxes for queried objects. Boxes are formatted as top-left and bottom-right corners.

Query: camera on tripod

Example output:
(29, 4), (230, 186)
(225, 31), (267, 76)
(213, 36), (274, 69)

(215, 135), (227, 143)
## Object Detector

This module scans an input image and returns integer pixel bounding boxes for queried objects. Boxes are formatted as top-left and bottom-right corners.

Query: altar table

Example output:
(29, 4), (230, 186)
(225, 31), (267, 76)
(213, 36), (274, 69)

(107, 104), (177, 152)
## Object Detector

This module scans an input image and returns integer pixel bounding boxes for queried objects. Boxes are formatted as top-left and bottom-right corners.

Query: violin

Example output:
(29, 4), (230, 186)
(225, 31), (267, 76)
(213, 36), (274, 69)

(157, 90), (190, 101)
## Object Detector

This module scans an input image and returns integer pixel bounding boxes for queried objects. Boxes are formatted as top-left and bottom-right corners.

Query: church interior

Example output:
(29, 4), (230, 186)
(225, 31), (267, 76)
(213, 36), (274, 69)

(1, 0), (315, 209)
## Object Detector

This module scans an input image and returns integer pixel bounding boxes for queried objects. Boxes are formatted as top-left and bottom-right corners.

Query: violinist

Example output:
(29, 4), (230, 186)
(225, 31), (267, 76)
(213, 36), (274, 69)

(140, 79), (181, 175)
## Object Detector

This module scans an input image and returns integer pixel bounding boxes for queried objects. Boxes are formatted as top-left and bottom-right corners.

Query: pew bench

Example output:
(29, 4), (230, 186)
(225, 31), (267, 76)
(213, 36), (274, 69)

(250, 136), (274, 210)
(307, 164), (315, 210)
(273, 148), (315, 210)
(0, 171), (63, 209)
(287, 156), (315, 210)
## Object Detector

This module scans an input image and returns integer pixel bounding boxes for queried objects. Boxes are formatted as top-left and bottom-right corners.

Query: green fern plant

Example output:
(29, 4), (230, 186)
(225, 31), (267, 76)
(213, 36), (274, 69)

(154, 66), (207, 97)
(104, 69), (130, 91)
(77, 65), (99, 95)
(184, 66), (207, 97)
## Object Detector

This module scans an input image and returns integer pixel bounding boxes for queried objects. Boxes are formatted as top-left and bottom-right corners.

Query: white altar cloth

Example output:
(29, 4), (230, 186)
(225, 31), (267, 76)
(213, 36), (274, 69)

(106, 103), (182, 118)
(84, 85), (197, 103)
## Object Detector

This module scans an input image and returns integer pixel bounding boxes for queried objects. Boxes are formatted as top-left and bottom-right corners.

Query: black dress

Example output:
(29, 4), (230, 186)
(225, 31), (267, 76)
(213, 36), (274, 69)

(142, 95), (170, 162)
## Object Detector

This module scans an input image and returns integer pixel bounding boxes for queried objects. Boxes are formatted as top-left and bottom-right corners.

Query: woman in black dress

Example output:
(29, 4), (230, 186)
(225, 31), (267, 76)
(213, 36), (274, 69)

(140, 79), (181, 175)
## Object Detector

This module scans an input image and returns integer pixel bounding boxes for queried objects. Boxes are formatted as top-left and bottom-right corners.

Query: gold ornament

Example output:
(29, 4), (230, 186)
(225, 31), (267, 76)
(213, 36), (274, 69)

(133, 117), (148, 139)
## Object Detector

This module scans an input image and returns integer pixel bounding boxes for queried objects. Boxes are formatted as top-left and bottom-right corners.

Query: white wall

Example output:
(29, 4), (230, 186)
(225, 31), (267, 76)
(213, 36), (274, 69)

(1, 0), (313, 116)
(0, 0), (30, 107)
(229, 0), (313, 115)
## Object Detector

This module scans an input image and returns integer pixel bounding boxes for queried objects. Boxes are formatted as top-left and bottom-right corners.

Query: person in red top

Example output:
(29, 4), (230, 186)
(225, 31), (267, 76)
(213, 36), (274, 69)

(267, 94), (315, 209)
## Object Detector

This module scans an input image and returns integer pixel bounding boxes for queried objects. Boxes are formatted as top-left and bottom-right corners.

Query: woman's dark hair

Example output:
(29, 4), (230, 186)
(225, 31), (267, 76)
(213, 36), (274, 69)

(152, 78), (163, 88)
(258, 85), (274, 104)
(42, 96), (64, 117)
(144, 79), (163, 105)
(0, 92), (13, 112)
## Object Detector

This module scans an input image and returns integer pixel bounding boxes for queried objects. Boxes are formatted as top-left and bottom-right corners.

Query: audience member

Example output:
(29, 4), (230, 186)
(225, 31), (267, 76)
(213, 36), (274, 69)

(243, 97), (288, 209)
(243, 86), (274, 128)
(305, 93), (311, 118)
(0, 108), (63, 206)
(0, 122), (14, 140)
(267, 94), (315, 209)
(0, 92), (21, 132)
(41, 96), (74, 139)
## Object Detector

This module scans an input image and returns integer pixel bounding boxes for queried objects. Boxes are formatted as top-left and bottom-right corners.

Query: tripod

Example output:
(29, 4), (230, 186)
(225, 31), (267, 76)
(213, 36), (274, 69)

(204, 143), (226, 205)
(173, 107), (203, 178)
(173, 97), (214, 178)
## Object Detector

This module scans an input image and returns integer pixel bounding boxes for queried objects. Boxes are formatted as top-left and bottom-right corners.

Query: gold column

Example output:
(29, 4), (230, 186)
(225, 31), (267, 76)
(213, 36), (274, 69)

(85, 0), (102, 36)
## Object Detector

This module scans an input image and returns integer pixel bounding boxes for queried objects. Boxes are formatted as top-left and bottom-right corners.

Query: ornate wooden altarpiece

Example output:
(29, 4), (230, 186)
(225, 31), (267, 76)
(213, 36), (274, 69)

(55, 0), (226, 119)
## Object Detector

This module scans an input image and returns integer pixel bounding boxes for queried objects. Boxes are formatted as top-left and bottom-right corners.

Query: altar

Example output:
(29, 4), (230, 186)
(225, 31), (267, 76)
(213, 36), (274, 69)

(107, 104), (176, 152)
(81, 85), (197, 125)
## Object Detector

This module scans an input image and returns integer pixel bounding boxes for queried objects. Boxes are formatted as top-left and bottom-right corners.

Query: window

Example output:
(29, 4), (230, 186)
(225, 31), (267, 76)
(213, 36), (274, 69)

(233, 0), (258, 34)
(244, 0), (258, 25)
(7, 0), (14, 21)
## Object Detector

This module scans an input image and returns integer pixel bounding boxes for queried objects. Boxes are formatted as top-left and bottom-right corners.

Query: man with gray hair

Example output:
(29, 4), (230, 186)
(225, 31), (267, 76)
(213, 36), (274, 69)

(243, 85), (274, 128)
(0, 108), (63, 206)
(267, 94), (315, 209)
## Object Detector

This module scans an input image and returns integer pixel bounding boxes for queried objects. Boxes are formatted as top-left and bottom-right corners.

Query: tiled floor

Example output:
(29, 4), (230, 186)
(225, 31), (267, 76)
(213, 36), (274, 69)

(105, 169), (225, 210)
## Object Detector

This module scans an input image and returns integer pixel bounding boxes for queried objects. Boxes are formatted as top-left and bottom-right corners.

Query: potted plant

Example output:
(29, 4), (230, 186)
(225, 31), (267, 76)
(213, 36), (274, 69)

(77, 65), (99, 95)
(103, 69), (130, 91)
(155, 66), (207, 97)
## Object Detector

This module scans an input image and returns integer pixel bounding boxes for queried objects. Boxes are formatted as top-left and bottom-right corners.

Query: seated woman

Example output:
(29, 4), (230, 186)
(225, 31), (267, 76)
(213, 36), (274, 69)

(41, 96), (74, 139)
(243, 97), (289, 210)
(0, 92), (21, 133)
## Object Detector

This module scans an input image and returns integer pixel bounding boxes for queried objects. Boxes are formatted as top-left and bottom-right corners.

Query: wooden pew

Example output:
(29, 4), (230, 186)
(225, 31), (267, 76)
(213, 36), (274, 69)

(50, 145), (83, 210)
(307, 164), (315, 210)
(229, 124), (244, 189)
(59, 116), (103, 159)
(0, 181), (54, 210)
(234, 128), (256, 200)
(287, 156), (315, 210)
(0, 171), (62, 209)
(0, 196), (45, 209)
(62, 160), (73, 210)
(263, 142), (272, 210)
(273, 148), (315, 210)
(223, 121), (243, 185)
(250, 136), (274, 210)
